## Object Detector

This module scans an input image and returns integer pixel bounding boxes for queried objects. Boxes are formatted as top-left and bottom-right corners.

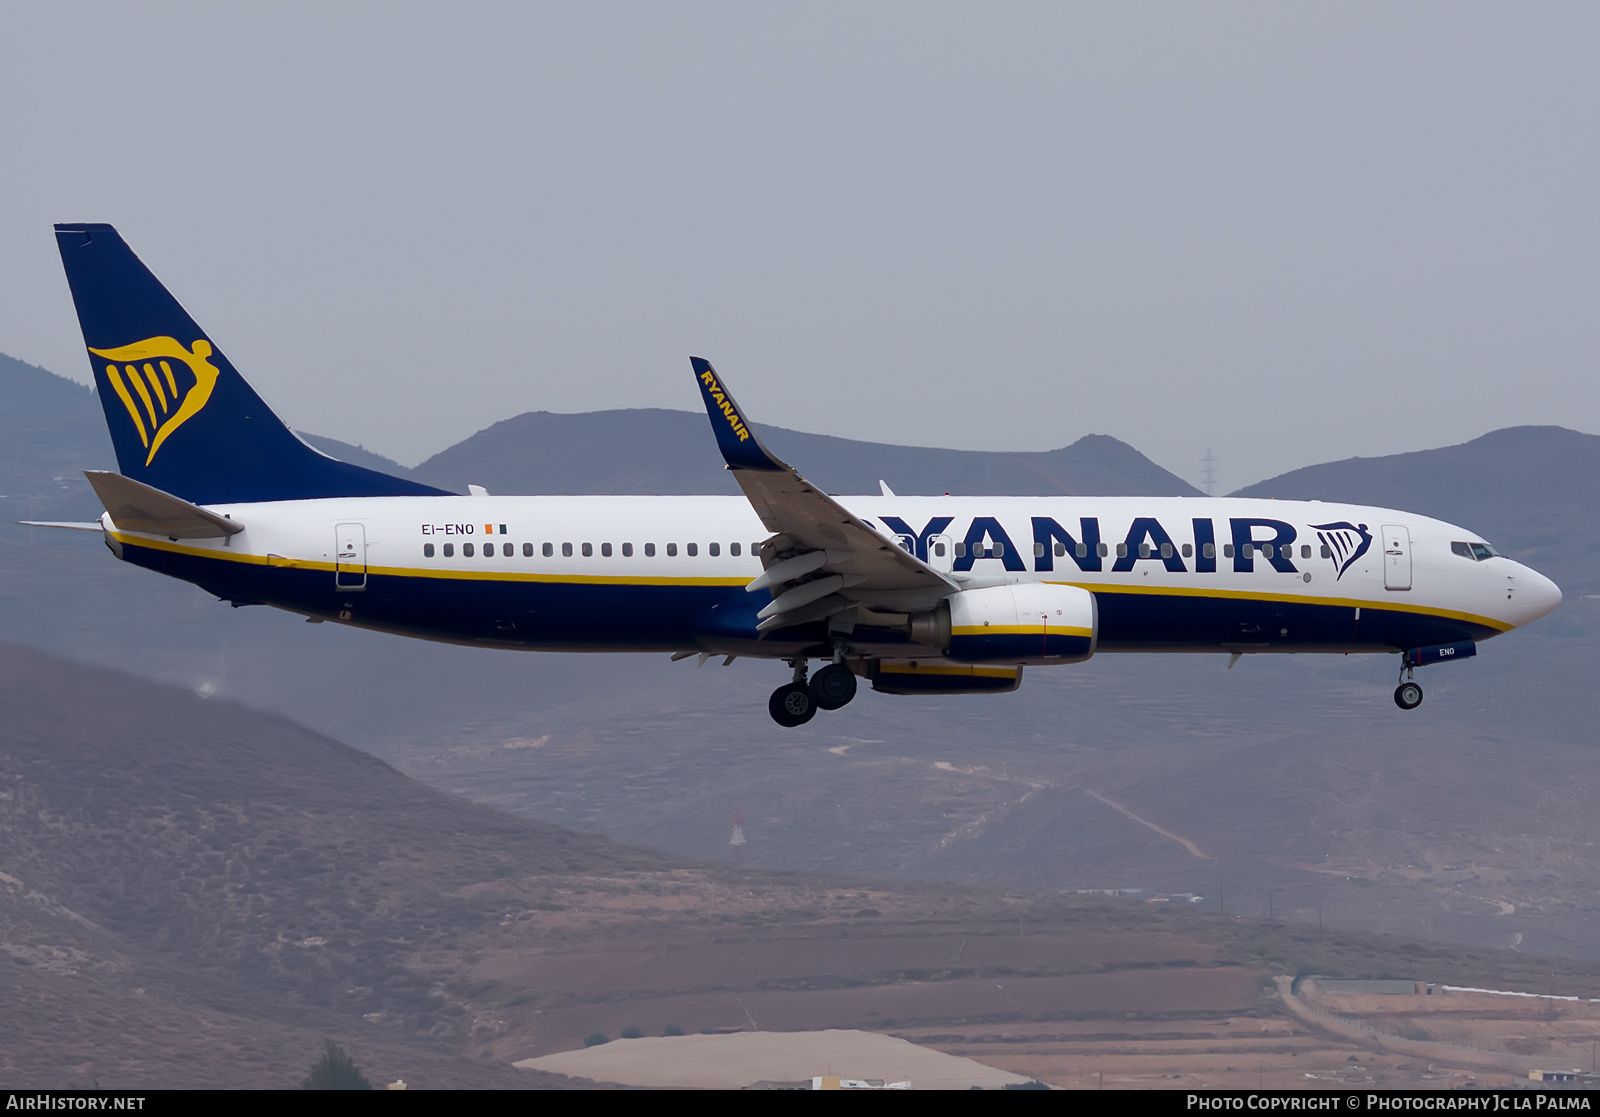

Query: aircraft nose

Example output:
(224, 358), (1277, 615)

(1505, 563), (1562, 626)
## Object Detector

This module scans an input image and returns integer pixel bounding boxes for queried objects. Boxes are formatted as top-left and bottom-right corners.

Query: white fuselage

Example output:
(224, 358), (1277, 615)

(102, 493), (1561, 659)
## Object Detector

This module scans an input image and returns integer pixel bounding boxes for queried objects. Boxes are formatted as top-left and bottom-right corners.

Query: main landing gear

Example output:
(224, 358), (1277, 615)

(1394, 659), (1424, 710)
(768, 652), (859, 727)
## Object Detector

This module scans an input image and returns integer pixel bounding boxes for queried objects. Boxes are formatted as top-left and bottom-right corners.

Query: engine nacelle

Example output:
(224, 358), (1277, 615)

(944, 583), (1097, 665)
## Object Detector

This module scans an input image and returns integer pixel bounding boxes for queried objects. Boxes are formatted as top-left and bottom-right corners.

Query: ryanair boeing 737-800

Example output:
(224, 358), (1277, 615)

(34, 224), (1562, 726)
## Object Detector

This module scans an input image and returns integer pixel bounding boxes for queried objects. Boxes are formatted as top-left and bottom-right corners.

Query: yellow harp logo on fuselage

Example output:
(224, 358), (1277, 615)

(88, 337), (220, 466)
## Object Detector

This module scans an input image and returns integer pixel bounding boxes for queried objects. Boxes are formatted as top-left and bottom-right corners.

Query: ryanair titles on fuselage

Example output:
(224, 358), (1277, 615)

(877, 511), (1371, 581)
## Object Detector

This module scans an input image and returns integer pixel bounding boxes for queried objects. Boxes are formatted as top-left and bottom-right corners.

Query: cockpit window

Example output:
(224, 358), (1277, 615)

(1452, 541), (1502, 561)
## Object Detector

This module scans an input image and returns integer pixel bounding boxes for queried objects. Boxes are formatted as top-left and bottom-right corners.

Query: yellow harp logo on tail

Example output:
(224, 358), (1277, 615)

(87, 337), (220, 466)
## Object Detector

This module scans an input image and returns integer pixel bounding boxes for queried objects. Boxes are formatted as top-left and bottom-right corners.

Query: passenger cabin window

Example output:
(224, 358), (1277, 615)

(730, 542), (741, 556)
(1223, 544), (1235, 558)
(991, 542), (1004, 557)
(622, 542), (633, 557)
(503, 543), (513, 557)
(543, 542), (553, 557)
(645, 543), (656, 557)
(709, 542), (720, 556)
(1138, 543), (1151, 558)
(1116, 543), (1128, 558)
(686, 543), (698, 556)
(443, 543), (454, 557)
(523, 542), (534, 557)
(1301, 544), (1312, 559)
(562, 543), (573, 557)
(1160, 542), (1173, 559)
(1035, 542), (1046, 558)
(667, 543), (678, 556)
(1181, 543), (1192, 558)
(1320, 544), (1332, 558)
(463, 542), (475, 557)
(1097, 542), (1109, 558)
(423, 543), (435, 557)
(1203, 543), (1215, 559)
(935, 541), (948, 557)
(582, 543), (593, 557)
(1054, 542), (1065, 557)
(601, 542), (612, 557)
(954, 542), (967, 558)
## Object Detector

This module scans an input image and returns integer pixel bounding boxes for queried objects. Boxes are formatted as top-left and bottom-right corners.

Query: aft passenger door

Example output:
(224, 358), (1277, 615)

(335, 522), (367, 590)
(1382, 524), (1411, 591)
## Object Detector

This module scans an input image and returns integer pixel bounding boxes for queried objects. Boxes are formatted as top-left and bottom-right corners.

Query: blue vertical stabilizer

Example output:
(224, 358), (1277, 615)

(54, 223), (450, 505)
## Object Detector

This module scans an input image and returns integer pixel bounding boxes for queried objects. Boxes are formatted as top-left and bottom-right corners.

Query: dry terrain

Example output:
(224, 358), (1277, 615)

(6, 643), (1600, 1089)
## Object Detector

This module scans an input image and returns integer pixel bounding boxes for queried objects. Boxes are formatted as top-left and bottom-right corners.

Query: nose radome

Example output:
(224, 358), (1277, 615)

(1509, 564), (1562, 626)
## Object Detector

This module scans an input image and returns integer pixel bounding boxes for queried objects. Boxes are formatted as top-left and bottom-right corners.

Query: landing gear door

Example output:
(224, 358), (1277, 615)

(1382, 523), (1411, 591)
(335, 522), (367, 590)
(926, 533), (955, 574)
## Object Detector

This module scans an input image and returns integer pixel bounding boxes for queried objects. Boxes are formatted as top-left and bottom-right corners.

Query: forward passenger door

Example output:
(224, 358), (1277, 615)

(1382, 524), (1411, 591)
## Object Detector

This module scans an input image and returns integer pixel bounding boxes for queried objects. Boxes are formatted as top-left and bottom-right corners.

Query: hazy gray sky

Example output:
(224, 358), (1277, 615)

(2, 3), (1595, 490)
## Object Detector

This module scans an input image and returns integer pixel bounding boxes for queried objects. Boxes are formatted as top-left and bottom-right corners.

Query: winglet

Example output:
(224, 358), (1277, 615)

(689, 357), (787, 472)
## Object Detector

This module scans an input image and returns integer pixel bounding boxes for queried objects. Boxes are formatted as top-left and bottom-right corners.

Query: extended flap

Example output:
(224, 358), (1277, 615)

(85, 470), (243, 539)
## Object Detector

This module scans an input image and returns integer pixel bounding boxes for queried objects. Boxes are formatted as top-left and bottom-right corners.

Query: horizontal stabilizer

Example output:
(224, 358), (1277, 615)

(17, 521), (104, 532)
(85, 470), (244, 539)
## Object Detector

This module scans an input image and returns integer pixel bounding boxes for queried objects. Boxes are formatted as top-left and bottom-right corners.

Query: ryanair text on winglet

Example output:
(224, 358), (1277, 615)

(699, 370), (751, 442)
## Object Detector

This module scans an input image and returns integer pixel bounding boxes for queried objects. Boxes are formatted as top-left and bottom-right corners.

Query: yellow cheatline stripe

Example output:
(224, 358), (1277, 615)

(1046, 579), (1513, 633)
(110, 532), (750, 587)
(106, 533), (1514, 630)
(879, 663), (1020, 677)
(952, 625), (1093, 638)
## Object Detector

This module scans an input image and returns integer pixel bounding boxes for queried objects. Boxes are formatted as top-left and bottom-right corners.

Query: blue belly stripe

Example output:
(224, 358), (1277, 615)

(118, 542), (1498, 654)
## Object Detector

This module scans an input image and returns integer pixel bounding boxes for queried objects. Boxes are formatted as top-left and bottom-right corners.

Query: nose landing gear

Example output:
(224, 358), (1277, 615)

(1394, 658), (1424, 710)
(1394, 681), (1424, 710)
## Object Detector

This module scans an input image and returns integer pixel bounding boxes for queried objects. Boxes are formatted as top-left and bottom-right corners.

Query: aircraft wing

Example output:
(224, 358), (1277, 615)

(690, 357), (955, 632)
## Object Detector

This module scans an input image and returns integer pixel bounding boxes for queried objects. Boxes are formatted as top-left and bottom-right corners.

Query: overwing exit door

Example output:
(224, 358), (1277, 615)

(1382, 523), (1411, 591)
(335, 523), (367, 590)
(927, 533), (955, 573)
